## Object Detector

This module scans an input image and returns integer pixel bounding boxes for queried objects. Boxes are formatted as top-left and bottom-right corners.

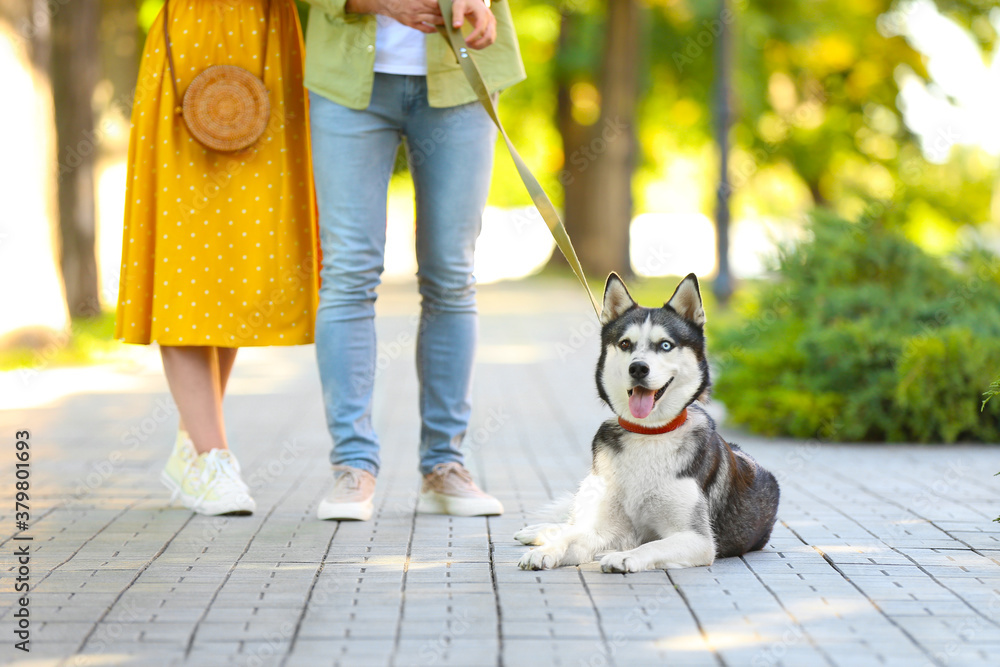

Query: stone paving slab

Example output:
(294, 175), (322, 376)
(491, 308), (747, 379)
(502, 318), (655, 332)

(1, 280), (999, 666)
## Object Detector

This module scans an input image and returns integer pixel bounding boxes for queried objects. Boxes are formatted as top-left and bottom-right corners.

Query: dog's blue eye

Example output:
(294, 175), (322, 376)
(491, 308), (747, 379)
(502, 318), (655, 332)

(660, 341), (673, 352)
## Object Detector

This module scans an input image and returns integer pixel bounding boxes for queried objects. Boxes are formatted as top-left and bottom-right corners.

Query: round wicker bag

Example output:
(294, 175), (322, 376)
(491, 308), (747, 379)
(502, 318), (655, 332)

(162, 0), (270, 153)
(182, 65), (270, 153)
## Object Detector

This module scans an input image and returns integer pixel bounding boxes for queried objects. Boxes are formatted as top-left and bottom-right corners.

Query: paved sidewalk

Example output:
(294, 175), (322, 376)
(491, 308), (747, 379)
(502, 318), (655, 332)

(2, 279), (999, 667)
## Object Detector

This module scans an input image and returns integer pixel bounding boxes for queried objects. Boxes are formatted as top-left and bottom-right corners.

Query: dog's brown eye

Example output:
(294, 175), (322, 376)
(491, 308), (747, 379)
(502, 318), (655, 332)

(619, 340), (631, 351)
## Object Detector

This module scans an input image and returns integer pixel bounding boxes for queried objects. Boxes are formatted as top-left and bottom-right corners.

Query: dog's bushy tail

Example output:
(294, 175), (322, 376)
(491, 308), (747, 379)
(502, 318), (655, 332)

(529, 492), (575, 522)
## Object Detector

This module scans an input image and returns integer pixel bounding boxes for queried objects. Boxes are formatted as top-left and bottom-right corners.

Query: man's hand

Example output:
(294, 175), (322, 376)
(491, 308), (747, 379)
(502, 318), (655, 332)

(347, 0), (444, 34)
(450, 0), (496, 50)
(345, 0), (497, 47)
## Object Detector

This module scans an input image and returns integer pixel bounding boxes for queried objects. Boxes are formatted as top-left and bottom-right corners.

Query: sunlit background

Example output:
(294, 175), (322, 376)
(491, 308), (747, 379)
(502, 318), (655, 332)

(2, 0), (999, 339)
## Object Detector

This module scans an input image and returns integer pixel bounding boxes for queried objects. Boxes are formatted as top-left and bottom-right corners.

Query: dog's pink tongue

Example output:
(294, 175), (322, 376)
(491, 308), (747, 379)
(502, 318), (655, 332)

(629, 387), (655, 419)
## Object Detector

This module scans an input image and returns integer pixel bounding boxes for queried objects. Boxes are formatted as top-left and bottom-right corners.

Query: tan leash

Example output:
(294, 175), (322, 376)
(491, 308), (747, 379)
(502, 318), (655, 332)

(436, 0), (601, 318)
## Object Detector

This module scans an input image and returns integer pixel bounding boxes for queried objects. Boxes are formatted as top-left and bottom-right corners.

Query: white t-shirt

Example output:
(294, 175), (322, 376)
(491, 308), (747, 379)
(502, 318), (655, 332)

(373, 16), (427, 75)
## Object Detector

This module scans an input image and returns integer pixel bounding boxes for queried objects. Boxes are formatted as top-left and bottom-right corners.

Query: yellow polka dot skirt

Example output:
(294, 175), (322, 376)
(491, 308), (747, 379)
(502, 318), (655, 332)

(115, 0), (318, 347)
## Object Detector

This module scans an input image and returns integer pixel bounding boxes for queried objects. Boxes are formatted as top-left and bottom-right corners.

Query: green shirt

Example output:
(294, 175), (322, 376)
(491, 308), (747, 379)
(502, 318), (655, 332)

(302, 1), (526, 109)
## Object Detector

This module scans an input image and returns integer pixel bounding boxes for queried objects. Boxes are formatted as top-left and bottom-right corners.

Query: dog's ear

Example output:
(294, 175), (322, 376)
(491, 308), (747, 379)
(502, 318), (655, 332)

(665, 273), (706, 327)
(601, 272), (636, 325)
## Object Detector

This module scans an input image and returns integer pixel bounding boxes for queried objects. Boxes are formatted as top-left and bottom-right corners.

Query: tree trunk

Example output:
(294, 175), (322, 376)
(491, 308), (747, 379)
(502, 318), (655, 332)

(555, 0), (640, 280)
(712, 0), (734, 304)
(51, 0), (101, 317)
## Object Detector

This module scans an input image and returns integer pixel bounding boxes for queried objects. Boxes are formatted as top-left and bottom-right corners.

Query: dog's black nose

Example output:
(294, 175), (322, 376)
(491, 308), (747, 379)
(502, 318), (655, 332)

(629, 361), (649, 379)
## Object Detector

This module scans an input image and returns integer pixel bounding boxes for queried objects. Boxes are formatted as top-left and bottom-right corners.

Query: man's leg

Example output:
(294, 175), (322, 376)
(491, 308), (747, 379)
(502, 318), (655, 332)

(404, 79), (501, 518)
(310, 78), (405, 479)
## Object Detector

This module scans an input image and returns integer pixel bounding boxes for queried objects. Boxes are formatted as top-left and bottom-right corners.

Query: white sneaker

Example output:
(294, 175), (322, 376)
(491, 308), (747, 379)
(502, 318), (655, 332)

(160, 430), (197, 502)
(317, 466), (376, 521)
(173, 448), (256, 516)
(417, 462), (503, 516)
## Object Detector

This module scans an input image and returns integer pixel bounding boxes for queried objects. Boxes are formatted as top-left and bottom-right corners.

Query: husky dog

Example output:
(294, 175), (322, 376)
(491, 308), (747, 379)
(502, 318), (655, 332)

(515, 273), (779, 572)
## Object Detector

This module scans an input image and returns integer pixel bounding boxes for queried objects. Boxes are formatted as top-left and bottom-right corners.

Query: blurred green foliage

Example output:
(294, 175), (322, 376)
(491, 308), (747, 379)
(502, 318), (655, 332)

(509, 0), (997, 248)
(134, 1), (998, 245)
(984, 376), (1000, 410)
(742, 0), (995, 238)
(713, 211), (1000, 442)
(0, 313), (120, 372)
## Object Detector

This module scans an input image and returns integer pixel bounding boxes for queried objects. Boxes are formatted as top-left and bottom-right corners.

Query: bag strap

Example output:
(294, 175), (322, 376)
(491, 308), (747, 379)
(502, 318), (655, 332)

(436, 0), (601, 319)
(163, 0), (181, 113)
(162, 0), (271, 113)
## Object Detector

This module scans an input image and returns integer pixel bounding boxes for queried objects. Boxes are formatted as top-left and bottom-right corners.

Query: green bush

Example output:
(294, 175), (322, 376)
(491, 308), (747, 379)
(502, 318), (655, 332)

(713, 211), (1000, 443)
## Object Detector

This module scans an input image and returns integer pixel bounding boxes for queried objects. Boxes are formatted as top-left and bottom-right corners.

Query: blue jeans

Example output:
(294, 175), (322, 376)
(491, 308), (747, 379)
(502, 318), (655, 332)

(310, 74), (497, 477)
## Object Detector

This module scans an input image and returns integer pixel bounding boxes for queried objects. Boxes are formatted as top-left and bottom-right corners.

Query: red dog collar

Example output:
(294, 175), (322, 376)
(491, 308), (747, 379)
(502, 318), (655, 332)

(618, 408), (688, 435)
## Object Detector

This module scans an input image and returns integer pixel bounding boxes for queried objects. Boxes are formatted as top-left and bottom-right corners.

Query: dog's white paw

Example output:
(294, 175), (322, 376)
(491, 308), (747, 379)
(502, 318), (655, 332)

(513, 525), (543, 545)
(600, 551), (645, 573)
(514, 523), (561, 546)
(518, 548), (559, 570)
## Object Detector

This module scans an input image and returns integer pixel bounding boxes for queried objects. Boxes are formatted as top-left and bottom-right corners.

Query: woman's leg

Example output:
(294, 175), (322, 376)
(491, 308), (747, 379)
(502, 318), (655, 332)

(161, 345), (228, 454)
(176, 347), (237, 438)
(216, 347), (238, 396)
